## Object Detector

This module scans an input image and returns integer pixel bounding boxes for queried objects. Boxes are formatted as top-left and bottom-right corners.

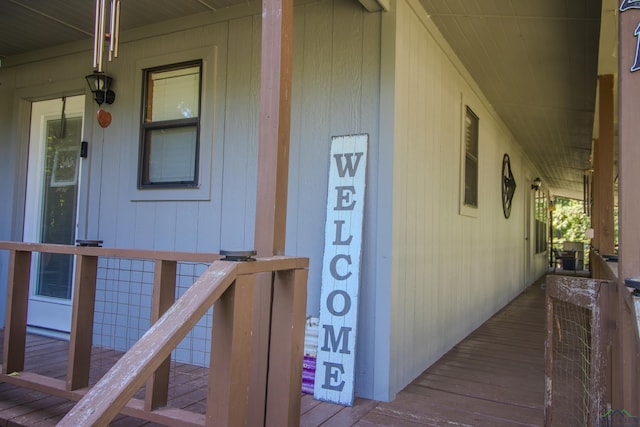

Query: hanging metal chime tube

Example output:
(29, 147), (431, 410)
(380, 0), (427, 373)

(92, 0), (121, 72)
(108, 0), (121, 61)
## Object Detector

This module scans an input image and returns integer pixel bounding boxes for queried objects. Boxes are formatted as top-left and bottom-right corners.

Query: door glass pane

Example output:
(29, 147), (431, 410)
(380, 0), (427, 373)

(36, 116), (82, 299)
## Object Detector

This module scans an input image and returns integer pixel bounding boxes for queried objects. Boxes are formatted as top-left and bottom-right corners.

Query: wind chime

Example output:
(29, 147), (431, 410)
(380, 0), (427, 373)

(86, 0), (121, 128)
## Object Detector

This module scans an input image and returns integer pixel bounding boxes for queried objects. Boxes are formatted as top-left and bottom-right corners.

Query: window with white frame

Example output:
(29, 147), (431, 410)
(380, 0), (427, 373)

(139, 60), (202, 188)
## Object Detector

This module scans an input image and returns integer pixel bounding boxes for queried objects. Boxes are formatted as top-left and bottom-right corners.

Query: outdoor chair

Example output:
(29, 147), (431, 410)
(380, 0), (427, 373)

(553, 248), (576, 273)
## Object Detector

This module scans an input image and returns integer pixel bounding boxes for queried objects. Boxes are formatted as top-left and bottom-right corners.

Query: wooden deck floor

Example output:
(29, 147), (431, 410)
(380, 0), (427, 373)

(0, 282), (546, 426)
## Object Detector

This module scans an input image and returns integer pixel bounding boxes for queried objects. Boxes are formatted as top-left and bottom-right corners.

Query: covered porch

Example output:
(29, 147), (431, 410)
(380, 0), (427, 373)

(0, 279), (546, 426)
(1, 0), (640, 425)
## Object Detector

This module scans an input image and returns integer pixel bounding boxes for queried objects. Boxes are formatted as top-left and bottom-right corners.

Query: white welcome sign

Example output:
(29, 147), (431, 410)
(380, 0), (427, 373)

(314, 134), (368, 405)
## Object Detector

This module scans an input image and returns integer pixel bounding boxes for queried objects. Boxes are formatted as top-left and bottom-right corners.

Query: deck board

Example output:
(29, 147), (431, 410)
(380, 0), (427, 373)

(0, 282), (546, 426)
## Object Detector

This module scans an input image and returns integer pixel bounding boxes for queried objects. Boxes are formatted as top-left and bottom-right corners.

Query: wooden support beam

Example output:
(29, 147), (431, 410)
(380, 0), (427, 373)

(591, 138), (601, 250)
(618, 0), (640, 286)
(265, 268), (308, 427)
(617, 291), (640, 413)
(145, 260), (177, 411)
(67, 255), (99, 390)
(254, 0), (294, 257)
(591, 281), (616, 420)
(593, 75), (615, 254)
(251, 0), (294, 422)
(618, 6), (640, 414)
(207, 274), (256, 426)
(247, 271), (274, 427)
(2, 250), (31, 374)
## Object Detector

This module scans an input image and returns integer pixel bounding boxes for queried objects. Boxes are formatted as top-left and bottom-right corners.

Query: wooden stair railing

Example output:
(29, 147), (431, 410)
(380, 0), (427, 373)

(0, 242), (308, 427)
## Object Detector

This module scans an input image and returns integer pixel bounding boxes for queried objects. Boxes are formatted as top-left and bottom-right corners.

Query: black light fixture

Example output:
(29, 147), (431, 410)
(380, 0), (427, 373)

(531, 177), (542, 191)
(86, 71), (115, 106)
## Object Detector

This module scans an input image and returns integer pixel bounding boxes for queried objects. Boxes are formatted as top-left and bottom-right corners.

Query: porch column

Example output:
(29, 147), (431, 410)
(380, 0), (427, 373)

(617, 6), (640, 414)
(591, 75), (615, 255)
(255, 0), (293, 257)
(250, 0), (294, 423)
(591, 137), (600, 250)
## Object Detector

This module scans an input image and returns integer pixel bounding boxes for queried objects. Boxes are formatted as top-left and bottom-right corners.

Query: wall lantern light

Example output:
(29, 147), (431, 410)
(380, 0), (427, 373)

(86, 72), (115, 106)
(531, 177), (542, 191)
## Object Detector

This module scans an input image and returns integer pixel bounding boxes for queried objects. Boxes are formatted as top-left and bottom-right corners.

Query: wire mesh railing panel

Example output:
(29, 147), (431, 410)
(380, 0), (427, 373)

(90, 257), (214, 409)
(545, 276), (617, 427)
(550, 298), (593, 426)
(93, 258), (154, 353)
(172, 262), (213, 367)
(167, 262), (212, 411)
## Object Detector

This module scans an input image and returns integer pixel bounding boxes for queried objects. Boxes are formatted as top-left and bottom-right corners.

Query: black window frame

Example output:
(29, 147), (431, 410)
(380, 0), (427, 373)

(463, 106), (479, 208)
(138, 59), (202, 189)
(535, 188), (548, 254)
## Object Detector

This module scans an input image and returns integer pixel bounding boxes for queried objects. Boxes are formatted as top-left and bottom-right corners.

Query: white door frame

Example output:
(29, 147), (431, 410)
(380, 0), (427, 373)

(24, 95), (86, 335)
(524, 175), (532, 286)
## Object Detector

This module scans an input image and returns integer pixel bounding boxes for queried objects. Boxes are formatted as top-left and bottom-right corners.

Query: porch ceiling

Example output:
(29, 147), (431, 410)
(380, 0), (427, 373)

(419, 0), (616, 199)
(0, 0), (223, 58)
(0, 0), (617, 198)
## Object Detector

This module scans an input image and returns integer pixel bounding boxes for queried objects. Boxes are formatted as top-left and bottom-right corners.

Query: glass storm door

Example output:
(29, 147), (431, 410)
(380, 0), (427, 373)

(24, 96), (85, 334)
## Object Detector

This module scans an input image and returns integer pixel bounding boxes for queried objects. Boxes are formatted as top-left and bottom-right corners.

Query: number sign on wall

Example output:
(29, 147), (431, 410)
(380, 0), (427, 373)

(314, 134), (368, 406)
(620, 0), (640, 71)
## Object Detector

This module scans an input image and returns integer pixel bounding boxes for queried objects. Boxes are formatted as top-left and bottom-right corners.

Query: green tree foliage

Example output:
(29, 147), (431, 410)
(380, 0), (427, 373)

(552, 197), (589, 246)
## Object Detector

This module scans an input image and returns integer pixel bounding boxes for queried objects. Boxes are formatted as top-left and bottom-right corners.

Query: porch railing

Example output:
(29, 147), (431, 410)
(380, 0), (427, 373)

(590, 250), (640, 420)
(544, 274), (616, 426)
(545, 251), (640, 426)
(0, 241), (308, 426)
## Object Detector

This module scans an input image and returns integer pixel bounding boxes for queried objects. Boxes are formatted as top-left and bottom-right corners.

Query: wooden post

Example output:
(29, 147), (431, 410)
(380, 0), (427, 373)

(600, 282), (617, 407)
(254, 0), (294, 257)
(67, 254), (99, 390)
(591, 281), (616, 422)
(591, 138), (601, 251)
(618, 293), (639, 413)
(265, 268), (308, 427)
(2, 250), (31, 374)
(145, 260), (177, 411)
(594, 75), (615, 255)
(618, 5), (640, 414)
(207, 273), (256, 427)
(251, 0), (294, 422)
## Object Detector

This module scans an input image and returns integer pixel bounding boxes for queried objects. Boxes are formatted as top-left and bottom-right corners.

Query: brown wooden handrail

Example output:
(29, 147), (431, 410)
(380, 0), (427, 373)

(590, 249), (617, 281)
(0, 241), (221, 263)
(0, 242), (308, 427)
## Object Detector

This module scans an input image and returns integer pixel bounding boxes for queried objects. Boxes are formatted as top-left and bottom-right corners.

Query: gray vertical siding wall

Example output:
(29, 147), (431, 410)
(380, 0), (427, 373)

(287, 0), (384, 400)
(382, 0), (548, 398)
(0, 0), (386, 399)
